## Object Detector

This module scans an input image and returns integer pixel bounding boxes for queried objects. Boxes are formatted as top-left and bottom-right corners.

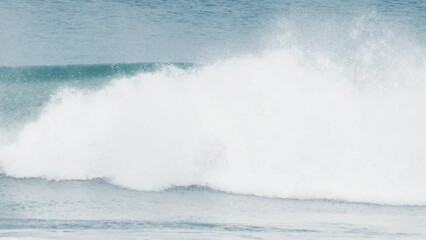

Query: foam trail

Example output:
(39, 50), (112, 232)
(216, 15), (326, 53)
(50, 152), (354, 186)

(1, 35), (426, 205)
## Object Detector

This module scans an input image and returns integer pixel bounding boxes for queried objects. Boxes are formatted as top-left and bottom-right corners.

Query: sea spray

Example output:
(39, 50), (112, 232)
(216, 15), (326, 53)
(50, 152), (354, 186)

(1, 42), (426, 205)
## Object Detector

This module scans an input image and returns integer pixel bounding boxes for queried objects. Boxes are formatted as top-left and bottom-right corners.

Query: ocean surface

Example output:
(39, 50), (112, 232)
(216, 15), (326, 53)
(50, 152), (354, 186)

(1, 0), (426, 239)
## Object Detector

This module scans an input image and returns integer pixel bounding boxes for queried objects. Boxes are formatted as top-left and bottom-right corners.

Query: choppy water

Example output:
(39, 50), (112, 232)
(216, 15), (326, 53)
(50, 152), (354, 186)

(1, 0), (426, 239)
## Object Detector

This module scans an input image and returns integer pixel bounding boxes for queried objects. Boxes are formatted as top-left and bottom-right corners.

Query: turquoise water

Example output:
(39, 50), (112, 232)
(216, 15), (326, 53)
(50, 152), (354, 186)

(0, 63), (190, 127)
(1, 1), (426, 239)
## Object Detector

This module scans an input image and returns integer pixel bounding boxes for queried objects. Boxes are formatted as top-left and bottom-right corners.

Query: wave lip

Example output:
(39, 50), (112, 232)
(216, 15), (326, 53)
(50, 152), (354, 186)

(0, 63), (192, 83)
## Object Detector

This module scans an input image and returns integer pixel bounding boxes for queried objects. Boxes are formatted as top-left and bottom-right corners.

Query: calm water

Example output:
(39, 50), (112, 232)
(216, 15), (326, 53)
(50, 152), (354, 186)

(1, 0), (426, 65)
(2, 176), (426, 239)
(1, 1), (426, 239)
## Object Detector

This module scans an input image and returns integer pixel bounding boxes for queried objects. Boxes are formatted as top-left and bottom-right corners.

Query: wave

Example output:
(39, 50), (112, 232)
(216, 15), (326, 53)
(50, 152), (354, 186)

(0, 63), (191, 128)
(1, 16), (426, 205)
(0, 63), (191, 83)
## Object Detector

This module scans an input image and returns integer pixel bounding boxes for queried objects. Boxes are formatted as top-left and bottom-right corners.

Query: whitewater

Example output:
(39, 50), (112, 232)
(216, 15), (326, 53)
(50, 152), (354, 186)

(2, 34), (426, 205)
(1, 1), (426, 239)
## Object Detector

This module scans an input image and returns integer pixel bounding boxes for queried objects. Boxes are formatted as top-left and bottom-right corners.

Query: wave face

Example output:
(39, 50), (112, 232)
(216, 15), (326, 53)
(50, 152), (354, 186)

(0, 63), (190, 128)
(1, 16), (426, 206)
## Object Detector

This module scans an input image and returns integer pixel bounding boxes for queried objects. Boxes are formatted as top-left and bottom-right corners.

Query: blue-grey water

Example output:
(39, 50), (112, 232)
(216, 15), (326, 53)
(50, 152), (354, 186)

(1, 0), (426, 66)
(1, 1), (426, 239)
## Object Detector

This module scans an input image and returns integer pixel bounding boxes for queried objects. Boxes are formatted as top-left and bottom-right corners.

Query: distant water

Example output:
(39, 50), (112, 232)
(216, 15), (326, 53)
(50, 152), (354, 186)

(1, 0), (426, 65)
(1, 0), (426, 239)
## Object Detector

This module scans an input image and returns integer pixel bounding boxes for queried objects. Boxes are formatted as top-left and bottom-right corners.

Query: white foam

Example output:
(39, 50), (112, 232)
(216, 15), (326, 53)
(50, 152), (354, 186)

(1, 38), (426, 205)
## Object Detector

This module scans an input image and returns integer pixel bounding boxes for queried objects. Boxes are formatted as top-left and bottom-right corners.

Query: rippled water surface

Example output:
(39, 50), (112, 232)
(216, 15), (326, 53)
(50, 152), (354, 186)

(1, 1), (426, 239)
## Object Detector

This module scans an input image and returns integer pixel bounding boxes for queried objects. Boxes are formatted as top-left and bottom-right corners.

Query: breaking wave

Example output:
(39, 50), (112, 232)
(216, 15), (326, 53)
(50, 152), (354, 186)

(1, 15), (426, 205)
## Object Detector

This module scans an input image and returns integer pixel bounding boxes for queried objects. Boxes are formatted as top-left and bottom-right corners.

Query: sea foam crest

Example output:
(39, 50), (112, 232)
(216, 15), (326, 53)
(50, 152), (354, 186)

(1, 30), (426, 205)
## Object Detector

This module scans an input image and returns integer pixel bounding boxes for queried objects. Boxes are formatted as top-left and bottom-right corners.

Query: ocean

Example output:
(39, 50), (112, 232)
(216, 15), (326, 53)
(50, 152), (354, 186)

(1, 0), (426, 239)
